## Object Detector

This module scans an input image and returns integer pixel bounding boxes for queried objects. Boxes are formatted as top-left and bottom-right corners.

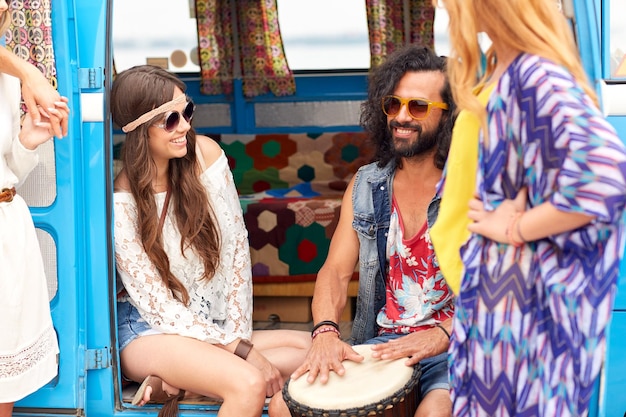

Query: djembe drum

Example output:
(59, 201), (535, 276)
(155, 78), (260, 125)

(283, 344), (421, 417)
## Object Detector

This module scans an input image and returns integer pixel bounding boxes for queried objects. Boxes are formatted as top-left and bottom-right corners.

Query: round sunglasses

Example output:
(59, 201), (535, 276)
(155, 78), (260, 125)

(381, 95), (448, 120)
(154, 100), (196, 132)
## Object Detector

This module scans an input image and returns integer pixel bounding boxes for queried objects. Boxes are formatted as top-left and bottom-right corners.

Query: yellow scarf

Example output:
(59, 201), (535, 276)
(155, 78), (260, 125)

(430, 84), (495, 294)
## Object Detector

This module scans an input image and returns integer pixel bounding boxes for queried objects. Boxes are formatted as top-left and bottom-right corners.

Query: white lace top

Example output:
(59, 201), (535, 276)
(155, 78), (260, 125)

(114, 151), (253, 345)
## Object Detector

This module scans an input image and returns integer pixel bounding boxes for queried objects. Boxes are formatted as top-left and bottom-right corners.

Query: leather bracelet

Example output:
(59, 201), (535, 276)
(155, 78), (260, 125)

(435, 323), (450, 340)
(234, 339), (254, 360)
(312, 326), (341, 340)
(311, 320), (340, 336)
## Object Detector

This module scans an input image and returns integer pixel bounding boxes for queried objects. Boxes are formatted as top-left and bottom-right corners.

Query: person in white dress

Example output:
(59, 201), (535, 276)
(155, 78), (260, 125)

(111, 65), (311, 417)
(0, 0), (69, 415)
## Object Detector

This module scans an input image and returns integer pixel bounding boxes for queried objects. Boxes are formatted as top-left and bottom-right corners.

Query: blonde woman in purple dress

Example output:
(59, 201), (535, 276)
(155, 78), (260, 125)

(435, 0), (626, 415)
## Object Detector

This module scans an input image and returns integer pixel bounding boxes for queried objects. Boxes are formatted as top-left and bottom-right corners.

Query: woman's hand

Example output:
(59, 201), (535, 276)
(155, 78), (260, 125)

(467, 189), (527, 243)
(20, 64), (70, 138)
(18, 111), (58, 150)
(246, 349), (284, 397)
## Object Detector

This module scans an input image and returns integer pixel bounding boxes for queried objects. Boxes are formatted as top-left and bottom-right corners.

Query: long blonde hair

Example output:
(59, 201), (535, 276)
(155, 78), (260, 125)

(439, 0), (597, 127)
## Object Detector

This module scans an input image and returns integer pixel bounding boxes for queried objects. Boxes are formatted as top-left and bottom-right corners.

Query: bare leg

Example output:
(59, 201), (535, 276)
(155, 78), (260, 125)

(268, 391), (291, 417)
(252, 329), (310, 417)
(251, 329), (311, 377)
(121, 334), (267, 417)
(414, 388), (452, 417)
(0, 402), (14, 417)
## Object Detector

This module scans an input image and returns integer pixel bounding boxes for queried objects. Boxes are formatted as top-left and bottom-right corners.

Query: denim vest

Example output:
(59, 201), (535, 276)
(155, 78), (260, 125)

(348, 161), (441, 345)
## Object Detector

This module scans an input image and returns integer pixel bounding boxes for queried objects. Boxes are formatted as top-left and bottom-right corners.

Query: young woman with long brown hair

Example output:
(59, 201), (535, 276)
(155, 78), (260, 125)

(111, 65), (310, 417)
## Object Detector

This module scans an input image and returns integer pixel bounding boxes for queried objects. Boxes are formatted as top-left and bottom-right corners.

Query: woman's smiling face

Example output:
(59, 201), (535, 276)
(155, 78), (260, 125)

(147, 88), (191, 166)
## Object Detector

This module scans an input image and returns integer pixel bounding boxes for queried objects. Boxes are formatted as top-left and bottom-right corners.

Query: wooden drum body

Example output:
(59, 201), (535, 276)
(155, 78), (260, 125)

(283, 344), (421, 417)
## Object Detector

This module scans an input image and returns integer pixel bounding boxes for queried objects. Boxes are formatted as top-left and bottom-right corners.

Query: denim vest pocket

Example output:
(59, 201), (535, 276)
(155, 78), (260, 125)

(353, 213), (376, 239)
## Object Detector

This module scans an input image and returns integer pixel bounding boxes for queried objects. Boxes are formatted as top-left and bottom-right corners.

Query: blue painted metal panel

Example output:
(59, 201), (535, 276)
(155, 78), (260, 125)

(181, 74), (368, 134)
(571, 0), (603, 92)
(598, 312), (626, 417)
(610, 115), (626, 310)
(72, 0), (119, 415)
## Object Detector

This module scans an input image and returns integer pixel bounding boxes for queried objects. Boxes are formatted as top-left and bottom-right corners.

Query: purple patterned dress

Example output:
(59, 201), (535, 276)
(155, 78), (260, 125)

(450, 53), (626, 416)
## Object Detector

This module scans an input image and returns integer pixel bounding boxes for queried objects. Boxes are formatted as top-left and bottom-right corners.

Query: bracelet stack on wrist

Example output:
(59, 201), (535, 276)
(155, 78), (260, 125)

(311, 320), (341, 340)
(506, 212), (524, 247)
(312, 326), (341, 339)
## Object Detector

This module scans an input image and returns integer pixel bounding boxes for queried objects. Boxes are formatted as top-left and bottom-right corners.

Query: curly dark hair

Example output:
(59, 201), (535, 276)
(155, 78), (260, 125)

(360, 45), (456, 169)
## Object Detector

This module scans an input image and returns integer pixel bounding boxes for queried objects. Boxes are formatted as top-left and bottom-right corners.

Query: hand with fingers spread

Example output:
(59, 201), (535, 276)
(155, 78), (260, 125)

(291, 333), (364, 384)
(467, 188), (527, 243)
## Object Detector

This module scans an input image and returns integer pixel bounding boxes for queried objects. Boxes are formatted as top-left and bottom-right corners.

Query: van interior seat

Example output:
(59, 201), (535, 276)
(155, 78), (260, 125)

(113, 131), (374, 322)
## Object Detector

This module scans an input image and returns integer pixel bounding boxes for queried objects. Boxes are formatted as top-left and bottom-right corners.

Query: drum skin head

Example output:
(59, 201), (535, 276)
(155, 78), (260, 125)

(284, 344), (418, 411)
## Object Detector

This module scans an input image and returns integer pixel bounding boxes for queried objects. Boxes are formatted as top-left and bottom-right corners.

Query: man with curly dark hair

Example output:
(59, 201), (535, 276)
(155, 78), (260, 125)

(286, 45), (458, 417)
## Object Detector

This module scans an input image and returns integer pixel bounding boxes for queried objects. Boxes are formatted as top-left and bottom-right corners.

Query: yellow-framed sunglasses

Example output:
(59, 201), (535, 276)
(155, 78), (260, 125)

(381, 95), (449, 120)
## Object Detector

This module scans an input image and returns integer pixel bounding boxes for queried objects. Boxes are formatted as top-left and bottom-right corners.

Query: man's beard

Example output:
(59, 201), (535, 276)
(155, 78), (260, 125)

(390, 121), (440, 159)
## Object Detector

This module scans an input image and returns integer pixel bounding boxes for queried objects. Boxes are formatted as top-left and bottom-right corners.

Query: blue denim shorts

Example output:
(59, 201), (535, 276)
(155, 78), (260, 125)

(117, 300), (158, 352)
(364, 333), (449, 398)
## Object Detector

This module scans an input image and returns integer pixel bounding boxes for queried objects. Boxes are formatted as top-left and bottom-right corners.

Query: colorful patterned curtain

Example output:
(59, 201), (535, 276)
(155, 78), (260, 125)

(366, 0), (435, 67)
(195, 0), (295, 97)
(196, 0), (234, 95)
(5, 0), (58, 97)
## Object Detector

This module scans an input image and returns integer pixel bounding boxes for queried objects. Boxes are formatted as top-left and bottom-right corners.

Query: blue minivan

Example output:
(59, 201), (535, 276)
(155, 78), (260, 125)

(7, 0), (626, 416)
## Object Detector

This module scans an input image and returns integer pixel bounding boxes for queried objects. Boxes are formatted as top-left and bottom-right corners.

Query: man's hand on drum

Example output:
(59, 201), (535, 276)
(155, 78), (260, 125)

(290, 332), (364, 384)
(246, 349), (284, 397)
(370, 320), (452, 366)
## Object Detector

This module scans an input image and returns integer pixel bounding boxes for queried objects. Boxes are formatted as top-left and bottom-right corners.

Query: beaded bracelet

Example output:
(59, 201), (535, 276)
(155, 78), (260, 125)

(516, 213), (528, 243)
(506, 212), (524, 247)
(311, 320), (340, 335)
(312, 326), (341, 340)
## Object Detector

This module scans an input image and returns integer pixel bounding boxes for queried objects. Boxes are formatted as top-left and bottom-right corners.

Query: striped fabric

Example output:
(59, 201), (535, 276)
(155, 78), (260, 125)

(450, 54), (626, 416)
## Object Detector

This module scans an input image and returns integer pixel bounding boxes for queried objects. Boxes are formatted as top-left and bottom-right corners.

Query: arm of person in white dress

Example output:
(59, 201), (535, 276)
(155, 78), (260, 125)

(0, 47), (69, 138)
(3, 74), (60, 184)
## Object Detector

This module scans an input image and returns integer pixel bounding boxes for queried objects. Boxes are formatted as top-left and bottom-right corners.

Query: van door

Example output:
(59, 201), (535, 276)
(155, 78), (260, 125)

(574, 0), (626, 415)
(12, 0), (112, 414)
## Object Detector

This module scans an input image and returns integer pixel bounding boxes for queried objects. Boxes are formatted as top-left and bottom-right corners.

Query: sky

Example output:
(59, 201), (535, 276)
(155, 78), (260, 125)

(610, 0), (626, 52)
(112, 0), (451, 72)
(112, 0), (623, 74)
